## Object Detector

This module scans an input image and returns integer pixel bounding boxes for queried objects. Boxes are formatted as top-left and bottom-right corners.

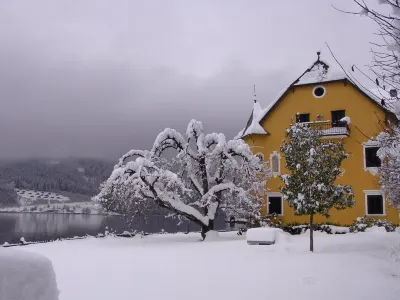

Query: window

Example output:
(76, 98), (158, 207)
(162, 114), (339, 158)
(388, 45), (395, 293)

(312, 85), (326, 98)
(269, 151), (281, 177)
(364, 191), (385, 216)
(365, 146), (381, 168)
(268, 193), (283, 215)
(331, 110), (346, 127)
(296, 113), (310, 123)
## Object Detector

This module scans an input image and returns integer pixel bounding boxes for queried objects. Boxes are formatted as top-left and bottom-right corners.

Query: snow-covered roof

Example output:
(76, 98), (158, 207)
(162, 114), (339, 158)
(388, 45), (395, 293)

(293, 58), (346, 86)
(368, 88), (400, 117)
(236, 51), (399, 139)
(243, 55), (350, 135)
(236, 100), (268, 138)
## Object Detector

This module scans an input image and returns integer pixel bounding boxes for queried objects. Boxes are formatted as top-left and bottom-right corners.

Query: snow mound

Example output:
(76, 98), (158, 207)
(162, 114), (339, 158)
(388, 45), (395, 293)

(274, 230), (290, 244)
(327, 225), (350, 234)
(0, 249), (59, 300)
(246, 227), (282, 245)
(365, 226), (387, 233)
(204, 230), (220, 241)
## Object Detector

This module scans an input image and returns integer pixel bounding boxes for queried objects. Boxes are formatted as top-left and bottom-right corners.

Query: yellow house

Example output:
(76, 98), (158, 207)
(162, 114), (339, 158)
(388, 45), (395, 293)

(237, 53), (399, 226)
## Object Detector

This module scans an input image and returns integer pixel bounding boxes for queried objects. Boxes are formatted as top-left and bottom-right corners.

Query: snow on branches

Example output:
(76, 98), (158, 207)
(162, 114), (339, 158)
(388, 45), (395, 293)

(280, 123), (354, 251)
(94, 119), (269, 239)
(377, 124), (400, 209)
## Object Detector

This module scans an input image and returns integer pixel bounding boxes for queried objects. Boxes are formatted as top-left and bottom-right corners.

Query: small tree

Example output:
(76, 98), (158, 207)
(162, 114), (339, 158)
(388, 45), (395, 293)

(377, 124), (400, 209)
(280, 123), (354, 252)
(94, 119), (269, 239)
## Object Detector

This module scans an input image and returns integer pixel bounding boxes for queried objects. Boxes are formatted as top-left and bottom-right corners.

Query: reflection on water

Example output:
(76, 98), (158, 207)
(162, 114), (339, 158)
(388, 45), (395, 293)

(0, 213), (125, 244)
(13, 213), (103, 234)
(0, 213), (227, 244)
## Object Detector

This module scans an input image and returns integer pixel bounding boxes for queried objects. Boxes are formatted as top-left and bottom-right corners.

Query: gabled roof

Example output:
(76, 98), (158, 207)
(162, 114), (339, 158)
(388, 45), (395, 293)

(236, 52), (398, 139)
(293, 53), (346, 86)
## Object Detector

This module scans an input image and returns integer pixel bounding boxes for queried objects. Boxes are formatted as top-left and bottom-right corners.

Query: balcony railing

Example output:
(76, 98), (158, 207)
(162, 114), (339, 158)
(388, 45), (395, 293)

(304, 121), (350, 138)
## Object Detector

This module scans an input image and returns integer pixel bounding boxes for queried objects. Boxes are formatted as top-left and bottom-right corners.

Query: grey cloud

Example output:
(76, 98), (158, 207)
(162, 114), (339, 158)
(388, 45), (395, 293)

(0, 0), (378, 160)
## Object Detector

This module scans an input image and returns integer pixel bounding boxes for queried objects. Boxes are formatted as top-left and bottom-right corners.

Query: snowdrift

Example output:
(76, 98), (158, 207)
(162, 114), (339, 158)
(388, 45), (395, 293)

(0, 249), (59, 300)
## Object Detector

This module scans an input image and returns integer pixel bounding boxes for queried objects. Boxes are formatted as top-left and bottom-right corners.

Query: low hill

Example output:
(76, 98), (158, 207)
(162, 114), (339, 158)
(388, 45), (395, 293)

(0, 158), (113, 205)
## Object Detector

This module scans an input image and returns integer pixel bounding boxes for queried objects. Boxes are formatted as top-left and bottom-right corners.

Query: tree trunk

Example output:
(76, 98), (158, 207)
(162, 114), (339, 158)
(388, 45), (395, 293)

(309, 214), (314, 252)
(200, 219), (214, 240)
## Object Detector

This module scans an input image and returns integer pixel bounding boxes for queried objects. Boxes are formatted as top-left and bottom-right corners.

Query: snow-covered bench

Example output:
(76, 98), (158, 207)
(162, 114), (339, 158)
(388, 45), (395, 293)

(0, 249), (59, 300)
(246, 227), (282, 245)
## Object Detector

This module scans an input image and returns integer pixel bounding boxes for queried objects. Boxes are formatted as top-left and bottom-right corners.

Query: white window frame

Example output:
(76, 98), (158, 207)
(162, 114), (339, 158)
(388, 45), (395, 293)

(362, 141), (380, 175)
(267, 192), (284, 216)
(312, 85), (326, 98)
(364, 190), (386, 216)
(269, 151), (281, 177)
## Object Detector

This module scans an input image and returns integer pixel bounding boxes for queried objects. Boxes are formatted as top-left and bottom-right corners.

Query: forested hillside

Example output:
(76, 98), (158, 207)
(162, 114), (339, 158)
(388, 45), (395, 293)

(0, 158), (113, 204)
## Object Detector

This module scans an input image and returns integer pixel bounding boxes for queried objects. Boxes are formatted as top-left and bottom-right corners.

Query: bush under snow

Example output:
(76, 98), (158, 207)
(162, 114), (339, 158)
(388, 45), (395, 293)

(0, 249), (59, 300)
(349, 216), (396, 233)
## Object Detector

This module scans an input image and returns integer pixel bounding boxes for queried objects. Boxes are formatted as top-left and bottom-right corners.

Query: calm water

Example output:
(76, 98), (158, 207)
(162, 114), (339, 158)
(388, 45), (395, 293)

(0, 212), (228, 244)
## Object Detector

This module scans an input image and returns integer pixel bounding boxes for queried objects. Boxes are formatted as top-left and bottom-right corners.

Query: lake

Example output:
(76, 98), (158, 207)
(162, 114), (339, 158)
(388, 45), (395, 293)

(0, 212), (231, 244)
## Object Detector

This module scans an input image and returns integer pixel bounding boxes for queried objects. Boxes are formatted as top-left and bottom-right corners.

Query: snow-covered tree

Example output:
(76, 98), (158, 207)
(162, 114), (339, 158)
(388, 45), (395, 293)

(94, 120), (269, 239)
(336, 1), (400, 113)
(280, 123), (354, 252)
(377, 124), (400, 209)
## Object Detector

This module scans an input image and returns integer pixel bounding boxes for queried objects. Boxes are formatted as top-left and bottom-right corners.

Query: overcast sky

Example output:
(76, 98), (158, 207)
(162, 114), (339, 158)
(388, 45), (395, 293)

(0, 0), (380, 160)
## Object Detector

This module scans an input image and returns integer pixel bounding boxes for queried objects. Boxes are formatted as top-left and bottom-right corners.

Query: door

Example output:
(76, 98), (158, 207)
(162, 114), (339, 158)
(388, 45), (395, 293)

(331, 110), (345, 127)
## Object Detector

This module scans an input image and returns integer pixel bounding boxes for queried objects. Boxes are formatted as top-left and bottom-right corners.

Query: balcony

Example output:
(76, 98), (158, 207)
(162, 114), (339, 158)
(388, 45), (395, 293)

(306, 121), (350, 138)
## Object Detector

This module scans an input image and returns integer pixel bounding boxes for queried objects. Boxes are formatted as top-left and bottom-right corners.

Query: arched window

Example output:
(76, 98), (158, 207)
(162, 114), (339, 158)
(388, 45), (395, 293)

(269, 151), (281, 177)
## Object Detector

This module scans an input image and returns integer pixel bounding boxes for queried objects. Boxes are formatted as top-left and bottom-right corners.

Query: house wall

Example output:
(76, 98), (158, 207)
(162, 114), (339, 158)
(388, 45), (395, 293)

(244, 81), (399, 225)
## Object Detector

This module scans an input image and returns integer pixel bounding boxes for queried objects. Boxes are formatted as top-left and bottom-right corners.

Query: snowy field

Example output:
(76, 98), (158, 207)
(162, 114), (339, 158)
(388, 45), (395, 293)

(9, 230), (400, 300)
(15, 189), (70, 204)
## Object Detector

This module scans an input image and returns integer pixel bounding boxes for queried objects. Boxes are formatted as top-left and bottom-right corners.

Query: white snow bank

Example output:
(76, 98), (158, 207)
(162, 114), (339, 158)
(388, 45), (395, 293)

(327, 225), (350, 234)
(274, 230), (291, 244)
(365, 226), (387, 233)
(204, 230), (220, 241)
(24, 231), (400, 300)
(246, 227), (282, 245)
(0, 249), (59, 300)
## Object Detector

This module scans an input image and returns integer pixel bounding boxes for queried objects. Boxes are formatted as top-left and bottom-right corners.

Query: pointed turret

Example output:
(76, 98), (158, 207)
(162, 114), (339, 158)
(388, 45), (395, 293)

(235, 86), (268, 139)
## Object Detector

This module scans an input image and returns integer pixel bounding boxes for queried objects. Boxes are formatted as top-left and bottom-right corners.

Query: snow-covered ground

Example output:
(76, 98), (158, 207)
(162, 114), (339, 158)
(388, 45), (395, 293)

(17, 230), (400, 300)
(15, 189), (70, 204)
